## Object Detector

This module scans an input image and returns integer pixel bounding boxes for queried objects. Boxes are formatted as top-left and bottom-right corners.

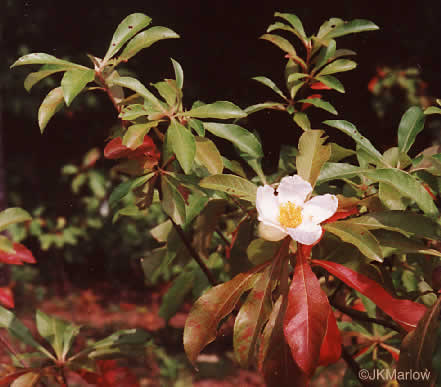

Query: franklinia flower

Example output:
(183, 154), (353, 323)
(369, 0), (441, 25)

(256, 175), (338, 245)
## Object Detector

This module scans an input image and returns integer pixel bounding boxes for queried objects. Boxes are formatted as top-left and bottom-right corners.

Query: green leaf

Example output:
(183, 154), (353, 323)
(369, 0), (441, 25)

(200, 174), (257, 203)
(315, 75), (345, 93)
(185, 101), (247, 119)
(168, 120), (196, 174)
(118, 104), (149, 120)
(184, 270), (259, 366)
(364, 169), (439, 217)
(0, 236), (15, 253)
(329, 143), (355, 162)
(323, 222), (383, 261)
(122, 122), (160, 150)
(293, 112), (311, 131)
(244, 102), (286, 115)
(324, 19), (379, 39)
(317, 59), (357, 76)
(317, 162), (366, 185)
(424, 106), (441, 115)
(104, 13), (152, 61)
(247, 239), (281, 265)
(38, 87), (64, 133)
(159, 269), (194, 321)
(260, 33), (297, 57)
(274, 12), (307, 40)
(397, 106), (425, 154)
(252, 76), (287, 100)
(0, 208), (31, 232)
(296, 130), (331, 188)
(109, 173), (154, 207)
(110, 76), (163, 109)
(0, 306), (55, 360)
(161, 175), (186, 225)
(188, 118), (205, 136)
(61, 69), (95, 107)
(119, 26), (179, 61)
(23, 65), (68, 92)
(171, 58), (184, 90)
(324, 120), (385, 165)
(314, 39), (336, 70)
(204, 123), (263, 159)
(379, 182), (408, 210)
(345, 211), (441, 240)
(152, 81), (178, 106)
(195, 137), (223, 175)
(297, 98), (338, 115)
(10, 53), (85, 70)
(35, 310), (80, 361)
(317, 18), (344, 39)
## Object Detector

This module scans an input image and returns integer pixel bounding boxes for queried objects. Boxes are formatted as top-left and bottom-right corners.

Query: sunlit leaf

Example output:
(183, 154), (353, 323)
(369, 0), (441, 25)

(38, 87), (64, 132)
(119, 26), (179, 61)
(274, 12), (307, 39)
(298, 98), (337, 115)
(317, 59), (357, 76)
(397, 106), (425, 154)
(260, 34), (297, 57)
(23, 65), (68, 92)
(168, 119), (196, 174)
(312, 260), (426, 331)
(195, 137), (223, 175)
(293, 112), (311, 131)
(324, 222), (383, 261)
(0, 208), (31, 232)
(324, 19), (379, 39)
(296, 130), (331, 187)
(244, 102), (286, 115)
(185, 101), (247, 119)
(203, 122), (263, 159)
(61, 68), (95, 106)
(104, 13), (152, 61)
(122, 122), (160, 150)
(110, 76), (163, 109)
(200, 174), (257, 203)
(251, 76), (288, 101)
(10, 53), (86, 70)
(424, 106), (441, 115)
(315, 75), (345, 93)
(171, 58), (184, 90)
(152, 80), (178, 107)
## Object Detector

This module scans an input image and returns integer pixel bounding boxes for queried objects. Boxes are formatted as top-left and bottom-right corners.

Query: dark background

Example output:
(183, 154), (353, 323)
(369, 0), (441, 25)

(3, 0), (441, 199)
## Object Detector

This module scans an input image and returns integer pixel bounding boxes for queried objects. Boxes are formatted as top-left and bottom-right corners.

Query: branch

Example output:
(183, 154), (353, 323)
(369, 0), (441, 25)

(341, 345), (371, 386)
(169, 217), (217, 286)
(0, 331), (28, 368)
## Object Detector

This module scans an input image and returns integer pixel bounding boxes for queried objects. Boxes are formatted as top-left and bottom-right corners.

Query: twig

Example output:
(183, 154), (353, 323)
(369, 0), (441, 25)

(0, 331), (27, 368)
(215, 228), (230, 246)
(341, 345), (370, 386)
(330, 299), (403, 334)
(169, 217), (217, 286)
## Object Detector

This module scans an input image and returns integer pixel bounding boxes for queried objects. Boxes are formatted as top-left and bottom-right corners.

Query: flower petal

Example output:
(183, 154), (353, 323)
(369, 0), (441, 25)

(302, 194), (338, 224)
(277, 175), (312, 205)
(258, 222), (287, 241)
(287, 222), (323, 245)
(256, 185), (280, 224)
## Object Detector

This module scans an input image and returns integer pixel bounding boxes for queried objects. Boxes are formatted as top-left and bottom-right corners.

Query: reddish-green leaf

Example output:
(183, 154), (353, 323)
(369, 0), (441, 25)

(184, 269), (261, 366)
(312, 260), (426, 331)
(318, 305), (341, 366)
(284, 248), (329, 376)
(0, 243), (36, 265)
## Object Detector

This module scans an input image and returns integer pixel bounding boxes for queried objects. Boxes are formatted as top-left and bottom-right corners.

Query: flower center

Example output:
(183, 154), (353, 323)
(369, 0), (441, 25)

(278, 201), (303, 228)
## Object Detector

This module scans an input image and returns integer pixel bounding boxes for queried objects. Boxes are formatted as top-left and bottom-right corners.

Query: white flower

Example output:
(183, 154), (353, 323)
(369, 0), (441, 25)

(256, 175), (338, 245)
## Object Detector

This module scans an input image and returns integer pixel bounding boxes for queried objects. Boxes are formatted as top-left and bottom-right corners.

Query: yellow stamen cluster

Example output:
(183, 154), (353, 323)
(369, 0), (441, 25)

(278, 201), (302, 229)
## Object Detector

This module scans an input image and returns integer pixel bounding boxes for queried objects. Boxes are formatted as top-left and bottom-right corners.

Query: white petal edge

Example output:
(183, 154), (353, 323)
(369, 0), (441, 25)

(286, 222), (323, 245)
(277, 175), (312, 205)
(258, 222), (287, 242)
(302, 194), (338, 224)
(256, 185), (280, 224)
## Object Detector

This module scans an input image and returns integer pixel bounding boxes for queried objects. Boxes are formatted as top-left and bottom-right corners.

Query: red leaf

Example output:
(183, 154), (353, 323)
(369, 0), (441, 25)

(301, 94), (322, 111)
(77, 361), (140, 387)
(0, 287), (14, 308)
(310, 82), (332, 90)
(0, 243), (36, 265)
(104, 136), (160, 168)
(368, 76), (379, 92)
(323, 207), (359, 224)
(318, 305), (342, 366)
(104, 137), (133, 159)
(311, 260), (426, 331)
(283, 246), (329, 376)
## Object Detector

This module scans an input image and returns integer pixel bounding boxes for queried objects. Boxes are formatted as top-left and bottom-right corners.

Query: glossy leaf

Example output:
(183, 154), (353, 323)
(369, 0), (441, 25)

(161, 175), (186, 225)
(251, 76), (287, 100)
(168, 120), (196, 174)
(298, 98), (337, 115)
(152, 81), (178, 106)
(260, 33), (297, 56)
(104, 13), (152, 61)
(61, 68), (95, 106)
(119, 26), (179, 61)
(110, 76), (162, 109)
(284, 247), (329, 376)
(314, 39), (336, 70)
(324, 222), (383, 261)
(36, 309), (80, 360)
(171, 58), (184, 90)
(274, 12), (307, 39)
(185, 101), (247, 119)
(296, 130), (331, 188)
(23, 65), (68, 92)
(184, 270), (259, 365)
(122, 122), (160, 150)
(203, 122), (263, 159)
(397, 106), (425, 154)
(325, 19), (379, 39)
(312, 260), (426, 331)
(317, 59), (357, 76)
(194, 137), (223, 175)
(0, 242), (36, 265)
(199, 174), (257, 203)
(38, 87), (64, 132)
(324, 120), (385, 165)
(244, 102), (286, 115)
(0, 208), (31, 232)
(315, 75), (345, 93)
(318, 306), (342, 366)
(424, 106), (441, 115)
(293, 112), (311, 131)
(397, 296), (441, 386)
(10, 53), (85, 69)
(364, 169), (438, 217)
